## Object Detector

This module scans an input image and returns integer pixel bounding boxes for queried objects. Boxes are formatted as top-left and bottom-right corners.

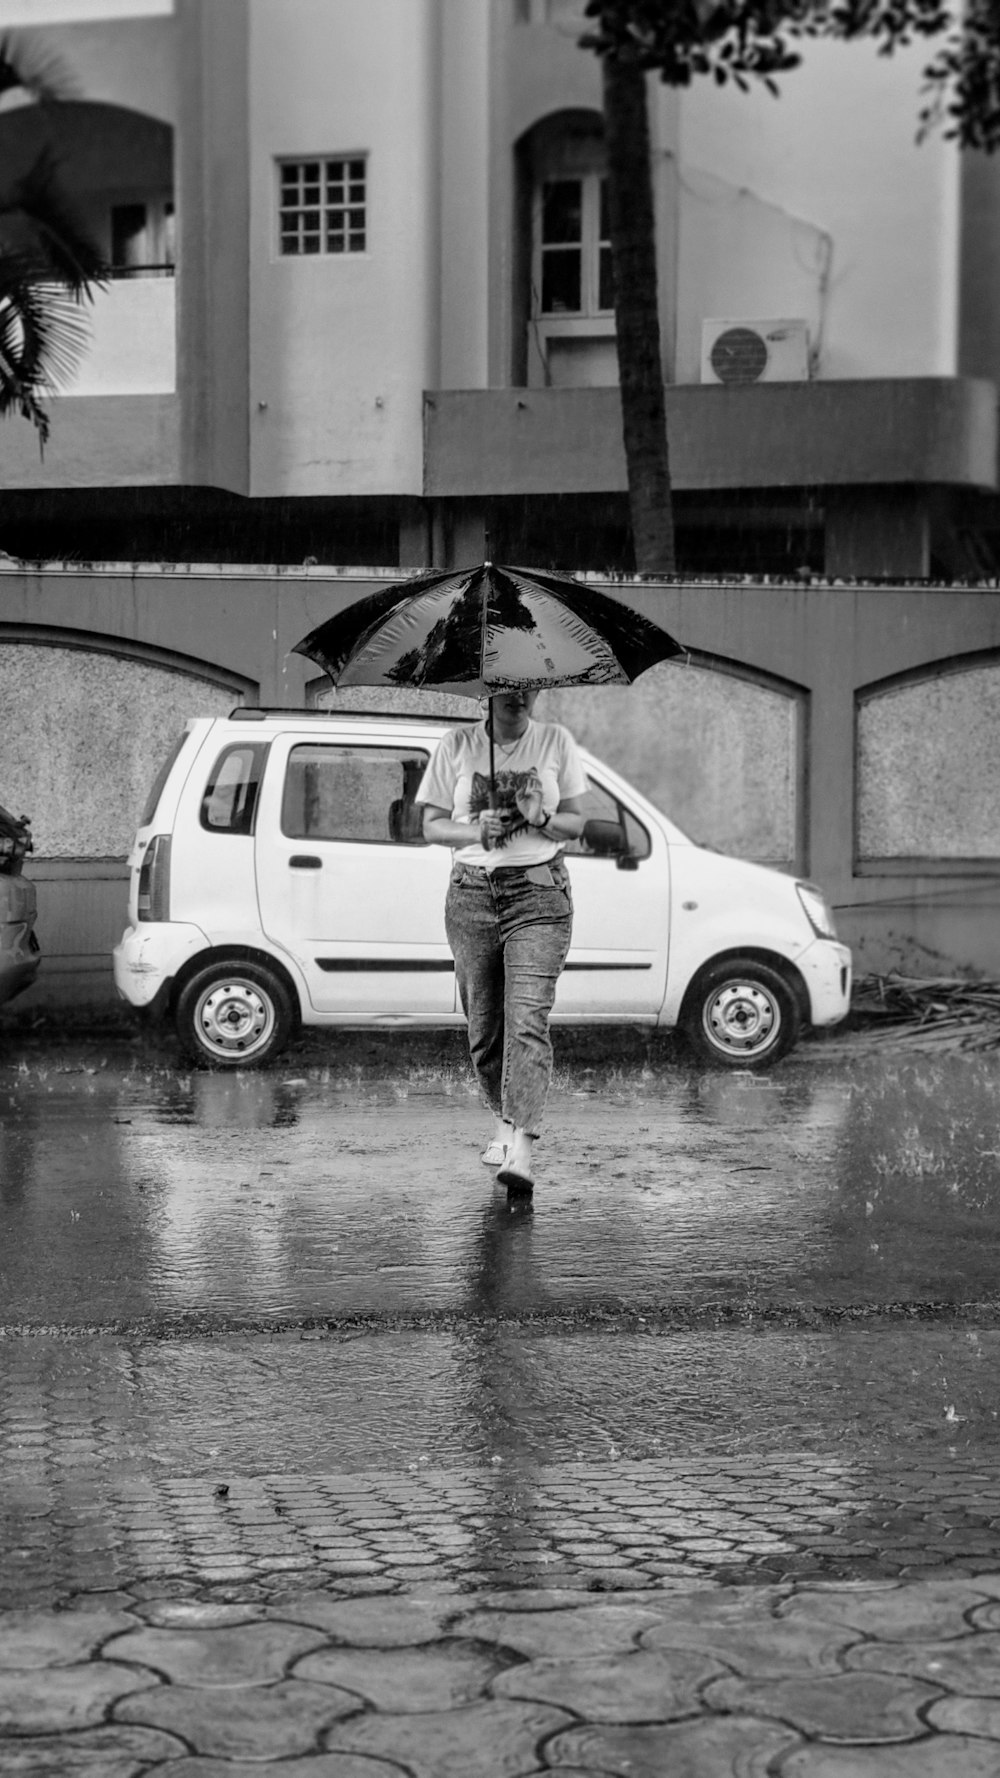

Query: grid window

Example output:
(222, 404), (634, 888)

(537, 173), (612, 316)
(278, 157), (367, 256)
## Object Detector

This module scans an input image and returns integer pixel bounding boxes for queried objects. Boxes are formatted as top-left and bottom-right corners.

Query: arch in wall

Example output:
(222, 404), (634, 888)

(540, 650), (807, 871)
(0, 100), (174, 273)
(856, 648), (1000, 869)
(0, 627), (254, 859)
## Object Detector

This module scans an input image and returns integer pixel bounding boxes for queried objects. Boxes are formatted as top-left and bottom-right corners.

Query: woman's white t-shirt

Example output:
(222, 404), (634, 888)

(416, 719), (589, 871)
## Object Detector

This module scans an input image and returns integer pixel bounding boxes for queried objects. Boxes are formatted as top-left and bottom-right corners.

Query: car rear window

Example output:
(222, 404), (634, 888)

(140, 733), (188, 828)
(200, 743), (268, 834)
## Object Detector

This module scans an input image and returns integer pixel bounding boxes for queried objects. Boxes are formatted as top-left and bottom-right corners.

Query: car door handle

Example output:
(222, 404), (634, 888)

(289, 855), (323, 869)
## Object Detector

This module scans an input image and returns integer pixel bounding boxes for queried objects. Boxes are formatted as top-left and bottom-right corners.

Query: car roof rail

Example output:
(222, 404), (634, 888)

(229, 706), (475, 724)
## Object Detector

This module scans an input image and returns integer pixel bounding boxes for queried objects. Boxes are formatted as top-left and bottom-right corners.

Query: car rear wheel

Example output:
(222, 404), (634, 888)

(682, 957), (800, 1069)
(175, 960), (294, 1068)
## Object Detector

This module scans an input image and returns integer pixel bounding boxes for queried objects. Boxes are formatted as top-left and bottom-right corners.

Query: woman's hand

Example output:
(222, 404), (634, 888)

(513, 769), (545, 829)
(478, 807), (510, 850)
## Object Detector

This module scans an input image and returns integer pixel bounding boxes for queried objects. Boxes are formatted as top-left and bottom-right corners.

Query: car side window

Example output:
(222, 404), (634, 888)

(141, 732), (187, 827)
(200, 743), (268, 834)
(281, 744), (430, 845)
(563, 775), (651, 861)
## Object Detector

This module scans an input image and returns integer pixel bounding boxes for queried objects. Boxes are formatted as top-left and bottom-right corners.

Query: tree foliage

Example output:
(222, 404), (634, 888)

(582, 2), (1000, 151)
(0, 34), (108, 446)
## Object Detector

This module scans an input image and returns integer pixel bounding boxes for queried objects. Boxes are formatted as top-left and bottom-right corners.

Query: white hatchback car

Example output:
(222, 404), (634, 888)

(113, 709), (851, 1069)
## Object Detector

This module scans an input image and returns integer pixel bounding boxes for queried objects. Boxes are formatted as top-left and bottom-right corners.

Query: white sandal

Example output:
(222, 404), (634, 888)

(481, 1139), (507, 1167)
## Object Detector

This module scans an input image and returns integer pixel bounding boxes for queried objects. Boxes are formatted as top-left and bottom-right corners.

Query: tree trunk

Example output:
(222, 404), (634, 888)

(601, 50), (675, 574)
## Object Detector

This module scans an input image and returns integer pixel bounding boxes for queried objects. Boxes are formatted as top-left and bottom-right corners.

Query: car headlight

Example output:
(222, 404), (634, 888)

(796, 881), (838, 940)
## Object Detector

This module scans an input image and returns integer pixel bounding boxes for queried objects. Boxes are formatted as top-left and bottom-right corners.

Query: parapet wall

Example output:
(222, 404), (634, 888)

(2, 562), (999, 1004)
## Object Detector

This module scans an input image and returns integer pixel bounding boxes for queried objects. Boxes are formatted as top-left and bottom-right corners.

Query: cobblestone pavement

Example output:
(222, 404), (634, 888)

(6, 1526), (1000, 1773)
(6, 1322), (1000, 1771)
(6, 1449), (1000, 1771)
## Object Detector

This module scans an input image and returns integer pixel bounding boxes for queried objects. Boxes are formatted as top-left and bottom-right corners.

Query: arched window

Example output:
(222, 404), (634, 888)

(519, 112), (617, 389)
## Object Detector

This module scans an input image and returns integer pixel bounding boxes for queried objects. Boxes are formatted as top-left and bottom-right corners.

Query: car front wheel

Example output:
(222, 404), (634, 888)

(682, 957), (800, 1069)
(175, 960), (294, 1068)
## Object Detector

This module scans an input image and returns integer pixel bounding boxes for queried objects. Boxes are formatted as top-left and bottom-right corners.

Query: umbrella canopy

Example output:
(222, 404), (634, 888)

(292, 561), (683, 698)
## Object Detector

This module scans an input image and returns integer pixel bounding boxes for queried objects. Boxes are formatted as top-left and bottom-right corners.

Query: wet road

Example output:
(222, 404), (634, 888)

(2, 1030), (1000, 1331)
(4, 1024), (1000, 1611)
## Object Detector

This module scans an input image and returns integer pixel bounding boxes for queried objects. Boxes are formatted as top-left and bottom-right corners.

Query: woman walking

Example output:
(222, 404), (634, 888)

(417, 690), (587, 1195)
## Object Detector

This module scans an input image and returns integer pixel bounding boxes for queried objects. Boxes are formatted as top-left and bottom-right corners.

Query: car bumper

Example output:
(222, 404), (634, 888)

(113, 923), (209, 1008)
(797, 939), (852, 1027)
(0, 952), (41, 1007)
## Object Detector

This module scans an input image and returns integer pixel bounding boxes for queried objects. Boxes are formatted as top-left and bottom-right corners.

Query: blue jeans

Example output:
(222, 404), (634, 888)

(445, 856), (573, 1139)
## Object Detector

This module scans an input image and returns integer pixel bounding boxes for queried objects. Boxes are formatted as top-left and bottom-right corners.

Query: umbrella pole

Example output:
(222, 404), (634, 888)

(487, 702), (497, 807)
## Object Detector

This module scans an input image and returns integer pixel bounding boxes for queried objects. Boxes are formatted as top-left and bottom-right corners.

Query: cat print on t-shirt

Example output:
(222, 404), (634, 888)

(470, 768), (534, 842)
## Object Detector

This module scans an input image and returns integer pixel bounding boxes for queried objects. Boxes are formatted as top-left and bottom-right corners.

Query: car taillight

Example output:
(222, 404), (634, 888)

(137, 835), (172, 922)
(795, 880), (838, 941)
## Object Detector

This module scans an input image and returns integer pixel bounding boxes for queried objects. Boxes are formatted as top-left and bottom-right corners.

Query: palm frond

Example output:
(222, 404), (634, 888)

(0, 273), (92, 398)
(0, 149), (108, 294)
(0, 37), (104, 447)
(0, 294), (52, 444)
(0, 30), (79, 104)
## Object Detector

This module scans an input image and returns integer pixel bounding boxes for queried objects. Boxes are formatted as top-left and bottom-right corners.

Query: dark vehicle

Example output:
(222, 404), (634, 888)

(0, 803), (40, 1007)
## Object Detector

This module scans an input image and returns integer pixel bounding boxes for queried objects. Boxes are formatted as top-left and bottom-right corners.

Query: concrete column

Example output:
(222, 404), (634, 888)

(824, 489), (931, 578)
(488, 0), (514, 387)
(398, 501), (434, 569)
(176, 0), (250, 495)
(439, 0), (492, 389)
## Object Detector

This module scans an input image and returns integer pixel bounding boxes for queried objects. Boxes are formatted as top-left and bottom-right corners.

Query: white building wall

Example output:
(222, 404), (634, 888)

(678, 34), (961, 380)
(246, 0), (439, 498)
(438, 0), (491, 390)
(675, 170), (830, 385)
(62, 280), (175, 394)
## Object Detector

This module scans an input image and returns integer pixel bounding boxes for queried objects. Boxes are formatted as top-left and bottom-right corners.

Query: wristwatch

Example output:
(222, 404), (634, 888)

(533, 811), (552, 831)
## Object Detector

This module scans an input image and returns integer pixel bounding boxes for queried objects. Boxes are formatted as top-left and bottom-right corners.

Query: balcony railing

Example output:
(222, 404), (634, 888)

(108, 264), (176, 281)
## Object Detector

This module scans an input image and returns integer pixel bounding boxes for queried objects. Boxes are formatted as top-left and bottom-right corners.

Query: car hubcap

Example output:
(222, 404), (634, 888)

(705, 981), (779, 1055)
(197, 980), (274, 1057)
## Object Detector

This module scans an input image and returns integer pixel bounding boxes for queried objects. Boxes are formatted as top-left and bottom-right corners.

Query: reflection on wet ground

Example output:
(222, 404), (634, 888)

(4, 1031), (1000, 1606)
(3, 1326), (998, 1477)
(2, 1039), (1000, 1328)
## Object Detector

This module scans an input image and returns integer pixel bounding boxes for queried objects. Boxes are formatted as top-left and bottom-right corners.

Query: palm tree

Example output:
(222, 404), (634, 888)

(601, 46), (675, 573)
(0, 35), (108, 447)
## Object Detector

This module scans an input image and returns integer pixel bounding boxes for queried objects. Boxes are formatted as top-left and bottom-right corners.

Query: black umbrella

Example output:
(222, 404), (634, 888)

(292, 561), (683, 792)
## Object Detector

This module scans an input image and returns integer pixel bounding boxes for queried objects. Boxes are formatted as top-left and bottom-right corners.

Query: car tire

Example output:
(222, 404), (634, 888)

(174, 960), (295, 1069)
(682, 956), (800, 1069)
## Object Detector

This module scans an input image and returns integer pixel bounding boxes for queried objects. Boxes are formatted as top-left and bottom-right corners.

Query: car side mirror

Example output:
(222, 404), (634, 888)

(583, 817), (638, 866)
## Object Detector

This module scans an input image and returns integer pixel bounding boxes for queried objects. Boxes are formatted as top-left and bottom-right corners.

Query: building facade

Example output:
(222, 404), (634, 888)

(1, 0), (999, 575)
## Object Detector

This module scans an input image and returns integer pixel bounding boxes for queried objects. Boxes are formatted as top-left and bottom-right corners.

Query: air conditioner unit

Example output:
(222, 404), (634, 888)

(700, 318), (810, 385)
